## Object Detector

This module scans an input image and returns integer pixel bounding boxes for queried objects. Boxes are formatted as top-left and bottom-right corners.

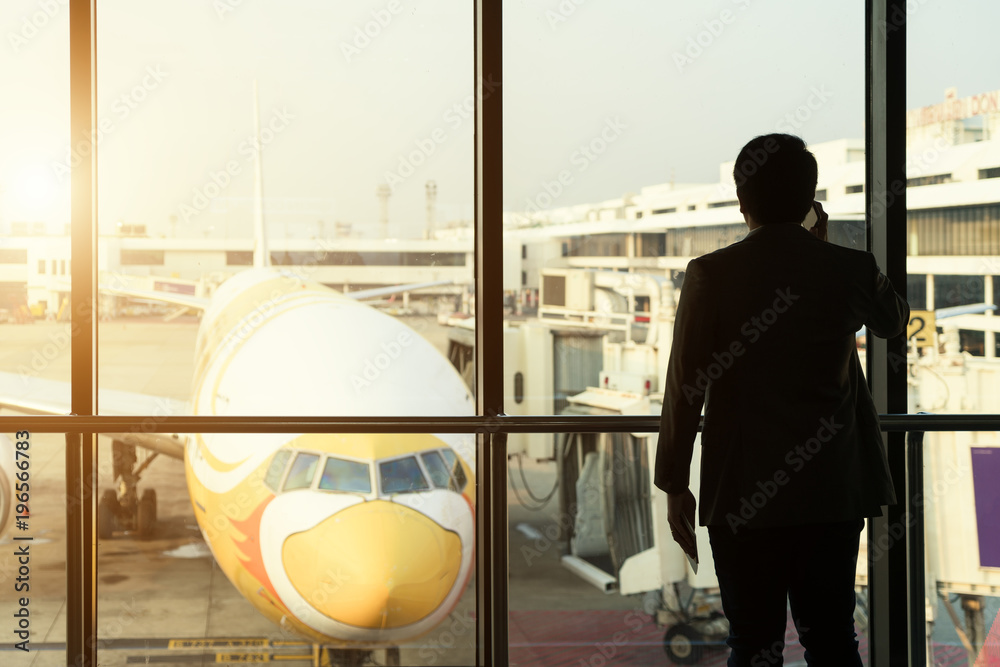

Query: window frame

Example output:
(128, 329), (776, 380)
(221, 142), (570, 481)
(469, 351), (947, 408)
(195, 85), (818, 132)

(0, 1), (937, 665)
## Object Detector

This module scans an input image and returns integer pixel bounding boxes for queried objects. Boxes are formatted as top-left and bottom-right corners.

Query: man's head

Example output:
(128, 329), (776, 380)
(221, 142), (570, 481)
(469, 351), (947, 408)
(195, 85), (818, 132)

(733, 134), (817, 226)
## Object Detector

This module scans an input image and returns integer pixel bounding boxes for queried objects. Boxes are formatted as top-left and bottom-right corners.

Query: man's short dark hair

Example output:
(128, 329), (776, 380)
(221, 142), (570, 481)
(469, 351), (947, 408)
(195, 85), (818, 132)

(733, 134), (817, 225)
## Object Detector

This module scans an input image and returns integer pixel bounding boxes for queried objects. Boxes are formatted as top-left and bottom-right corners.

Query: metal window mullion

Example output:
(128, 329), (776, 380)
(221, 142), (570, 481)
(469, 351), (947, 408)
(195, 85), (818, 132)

(867, 0), (910, 664)
(69, 0), (97, 665)
(9, 413), (1000, 434)
(474, 1), (506, 665)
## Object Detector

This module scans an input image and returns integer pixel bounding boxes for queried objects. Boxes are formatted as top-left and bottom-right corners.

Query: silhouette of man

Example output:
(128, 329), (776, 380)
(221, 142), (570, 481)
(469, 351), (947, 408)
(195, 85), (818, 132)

(655, 134), (908, 665)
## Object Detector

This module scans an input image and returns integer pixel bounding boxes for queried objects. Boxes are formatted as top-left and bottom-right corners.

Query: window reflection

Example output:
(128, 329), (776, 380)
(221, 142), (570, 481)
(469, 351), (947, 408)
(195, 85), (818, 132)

(283, 452), (319, 491)
(318, 457), (372, 494)
(379, 456), (430, 494)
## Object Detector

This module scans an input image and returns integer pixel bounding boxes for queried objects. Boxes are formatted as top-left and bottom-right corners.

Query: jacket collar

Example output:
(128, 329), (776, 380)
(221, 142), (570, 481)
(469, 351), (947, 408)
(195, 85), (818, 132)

(744, 222), (813, 241)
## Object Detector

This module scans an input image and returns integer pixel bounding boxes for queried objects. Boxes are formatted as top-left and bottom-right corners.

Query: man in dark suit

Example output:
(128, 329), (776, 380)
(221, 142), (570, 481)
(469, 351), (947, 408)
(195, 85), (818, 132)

(655, 134), (908, 666)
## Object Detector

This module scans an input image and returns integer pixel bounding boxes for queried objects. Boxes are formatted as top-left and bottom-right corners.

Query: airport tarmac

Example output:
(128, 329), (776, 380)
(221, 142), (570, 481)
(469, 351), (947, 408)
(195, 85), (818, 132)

(0, 317), (654, 667)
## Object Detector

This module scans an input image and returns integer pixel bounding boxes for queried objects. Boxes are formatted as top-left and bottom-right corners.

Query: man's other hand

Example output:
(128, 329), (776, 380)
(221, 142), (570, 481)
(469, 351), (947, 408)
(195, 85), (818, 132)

(667, 489), (698, 561)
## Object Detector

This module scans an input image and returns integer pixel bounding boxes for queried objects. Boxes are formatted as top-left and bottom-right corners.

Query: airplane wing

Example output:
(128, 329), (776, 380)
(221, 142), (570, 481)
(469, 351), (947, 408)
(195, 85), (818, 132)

(345, 280), (453, 301)
(102, 285), (210, 312)
(0, 372), (189, 460)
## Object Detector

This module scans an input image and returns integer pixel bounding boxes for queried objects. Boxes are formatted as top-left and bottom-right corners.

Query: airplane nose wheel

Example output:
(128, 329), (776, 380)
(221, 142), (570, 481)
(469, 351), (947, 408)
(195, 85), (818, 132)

(101, 439), (160, 541)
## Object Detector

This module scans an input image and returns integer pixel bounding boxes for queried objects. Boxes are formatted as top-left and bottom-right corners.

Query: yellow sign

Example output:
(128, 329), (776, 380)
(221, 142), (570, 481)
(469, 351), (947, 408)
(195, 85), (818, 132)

(907, 310), (936, 348)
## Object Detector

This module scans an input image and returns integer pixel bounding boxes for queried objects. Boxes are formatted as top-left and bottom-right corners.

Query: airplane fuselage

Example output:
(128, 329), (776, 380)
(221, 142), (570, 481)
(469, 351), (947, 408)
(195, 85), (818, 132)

(182, 268), (476, 646)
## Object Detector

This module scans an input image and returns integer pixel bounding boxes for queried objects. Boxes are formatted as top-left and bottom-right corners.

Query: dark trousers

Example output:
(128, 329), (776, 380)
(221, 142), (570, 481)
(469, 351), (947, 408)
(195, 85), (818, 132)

(707, 519), (866, 667)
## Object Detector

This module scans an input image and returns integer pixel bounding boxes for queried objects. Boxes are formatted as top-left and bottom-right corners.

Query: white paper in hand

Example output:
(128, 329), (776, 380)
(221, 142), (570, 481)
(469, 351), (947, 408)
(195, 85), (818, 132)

(682, 514), (699, 574)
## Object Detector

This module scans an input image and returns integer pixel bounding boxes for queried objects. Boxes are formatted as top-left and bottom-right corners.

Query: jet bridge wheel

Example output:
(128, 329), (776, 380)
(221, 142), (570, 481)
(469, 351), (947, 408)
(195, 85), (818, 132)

(137, 489), (157, 540)
(98, 490), (118, 540)
(663, 623), (704, 665)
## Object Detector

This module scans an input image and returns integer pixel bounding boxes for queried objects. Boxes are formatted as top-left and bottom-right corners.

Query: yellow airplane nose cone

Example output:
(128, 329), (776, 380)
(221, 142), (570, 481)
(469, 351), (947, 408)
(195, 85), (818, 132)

(282, 500), (462, 629)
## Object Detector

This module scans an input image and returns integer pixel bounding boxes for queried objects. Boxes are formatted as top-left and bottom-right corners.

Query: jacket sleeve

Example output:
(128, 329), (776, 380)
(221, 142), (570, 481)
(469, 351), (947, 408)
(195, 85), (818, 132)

(864, 254), (910, 339)
(654, 259), (716, 494)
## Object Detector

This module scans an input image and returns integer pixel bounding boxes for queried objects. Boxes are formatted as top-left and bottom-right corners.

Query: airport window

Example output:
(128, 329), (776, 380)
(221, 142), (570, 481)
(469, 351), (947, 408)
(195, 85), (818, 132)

(318, 457), (372, 494)
(980, 167), (1000, 180)
(226, 251), (254, 266)
(652, 207), (676, 215)
(707, 200), (739, 208)
(521, 245), (527, 259)
(283, 452), (320, 491)
(120, 249), (165, 265)
(0, 249), (27, 264)
(26, 1), (974, 664)
(846, 184), (864, 194)
(907, 173), (952, 187)
(815, 188), (828, 200)
(263, 450), (292, 491)
(514, 372), (524, 404)
(270, 251), (466, 267)
(379, 456), (431, 494)
(420, 451), (452, 488)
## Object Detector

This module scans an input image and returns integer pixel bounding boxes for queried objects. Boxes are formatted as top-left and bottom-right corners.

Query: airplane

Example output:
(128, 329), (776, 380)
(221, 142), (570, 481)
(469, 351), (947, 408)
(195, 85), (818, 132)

(0, 85), (477, 664)
(0, 263), (477, 662)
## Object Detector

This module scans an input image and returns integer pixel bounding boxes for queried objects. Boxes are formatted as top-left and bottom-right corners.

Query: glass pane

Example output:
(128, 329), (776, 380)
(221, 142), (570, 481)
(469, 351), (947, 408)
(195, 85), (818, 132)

(263, 448), (291, 490)
(907, 1), (1000, 662)
(283, 452), (319, 491)
(96, 1), (475, 418)
(96, 431), (476, 665)
(0, 1), (71, 411)
(502, 2), (864, 415)
(421, 450), (452, 488)
(0, 431), (67, 666)
(380, 456), (430, 494)
(319, 457), (372, 494)
(508, 432), (871, 665)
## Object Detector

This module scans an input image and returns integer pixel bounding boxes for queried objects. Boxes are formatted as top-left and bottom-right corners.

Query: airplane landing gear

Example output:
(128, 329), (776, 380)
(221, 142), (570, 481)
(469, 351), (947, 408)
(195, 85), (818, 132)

(97, 439), (159, 541)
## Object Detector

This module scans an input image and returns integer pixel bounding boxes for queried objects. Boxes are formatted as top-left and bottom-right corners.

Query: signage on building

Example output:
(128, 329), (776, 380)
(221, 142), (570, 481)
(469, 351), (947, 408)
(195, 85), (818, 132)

(907, 88), (1000, 129)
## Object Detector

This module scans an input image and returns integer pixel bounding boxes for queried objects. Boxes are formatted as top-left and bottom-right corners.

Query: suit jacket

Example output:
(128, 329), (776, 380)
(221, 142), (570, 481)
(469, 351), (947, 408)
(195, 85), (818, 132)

(654, 223), (908, 529)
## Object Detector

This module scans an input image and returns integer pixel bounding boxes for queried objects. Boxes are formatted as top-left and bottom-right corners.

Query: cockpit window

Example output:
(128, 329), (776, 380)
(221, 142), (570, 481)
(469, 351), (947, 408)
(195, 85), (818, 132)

(319, 458), (372, 494)
(264, 450), (292, 491)
(420, 451), (451, 488)
(379, 457), (430, 494)
(439, 448), (468, 492)
(284, 452), (320, 491)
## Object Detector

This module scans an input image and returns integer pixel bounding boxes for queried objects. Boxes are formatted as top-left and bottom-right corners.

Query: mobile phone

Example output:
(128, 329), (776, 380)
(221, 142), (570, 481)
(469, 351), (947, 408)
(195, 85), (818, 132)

(802, 201), (819, 231)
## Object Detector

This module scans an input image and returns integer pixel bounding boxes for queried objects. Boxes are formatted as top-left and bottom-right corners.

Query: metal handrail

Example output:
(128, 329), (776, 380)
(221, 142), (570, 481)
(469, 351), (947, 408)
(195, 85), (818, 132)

(0, 412), (998, 433)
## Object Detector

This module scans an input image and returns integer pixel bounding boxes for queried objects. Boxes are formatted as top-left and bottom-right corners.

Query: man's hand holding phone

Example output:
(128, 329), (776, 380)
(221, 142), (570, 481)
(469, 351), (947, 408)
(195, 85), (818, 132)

(804, 200), (828, 241)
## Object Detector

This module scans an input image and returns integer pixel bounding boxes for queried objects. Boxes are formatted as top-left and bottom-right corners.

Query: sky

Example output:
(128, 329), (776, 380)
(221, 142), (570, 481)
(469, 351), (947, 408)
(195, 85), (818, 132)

(0, 0), (996, 240)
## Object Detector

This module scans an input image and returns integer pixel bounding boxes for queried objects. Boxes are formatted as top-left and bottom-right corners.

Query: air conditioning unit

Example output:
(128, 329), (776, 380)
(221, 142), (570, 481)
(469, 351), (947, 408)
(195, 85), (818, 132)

(540, 269), (594, 312)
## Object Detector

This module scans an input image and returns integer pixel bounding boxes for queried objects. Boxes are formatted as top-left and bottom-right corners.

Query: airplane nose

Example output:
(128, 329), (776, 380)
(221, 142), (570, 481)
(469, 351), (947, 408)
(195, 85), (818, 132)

(281, 499), (462, 629)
